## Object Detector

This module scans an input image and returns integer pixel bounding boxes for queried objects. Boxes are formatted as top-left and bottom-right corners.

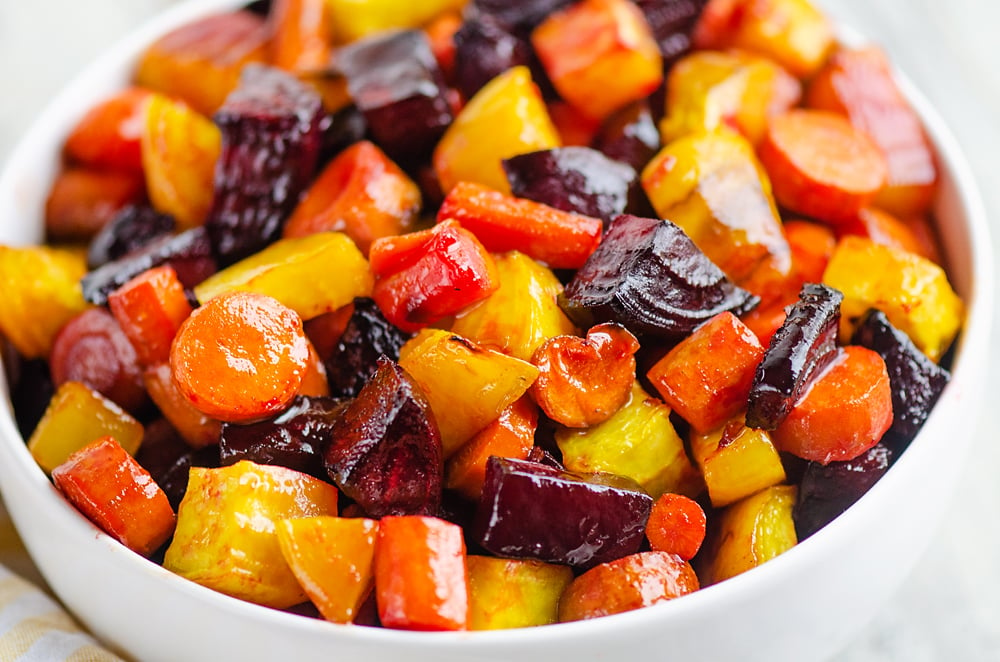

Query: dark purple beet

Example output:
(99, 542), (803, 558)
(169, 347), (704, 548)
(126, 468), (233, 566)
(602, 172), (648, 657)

(325, 298), (412, 398)
(592, 100), (661, 173)
(560, 214), (758, 339)
(471, 0), (575, 30)
(206, 64), (324, 263)
(86, 205), (175, 270)
(220, 396), (349, 480)
(634, 0), (708, 67)
(81, 227), (217, 306)
(503, 147), (638, 224)
(135, 418), (220, 509)
(793, 443), (894, 540)
(337, 30), (453, 163)
(325, 356), (442, 517)
(745, 283), (843, 430)
(472, 456), (652, 568)
(851, 308), (951, 451)
(453, 13), (533, 100)
(318, 105), (369, 165)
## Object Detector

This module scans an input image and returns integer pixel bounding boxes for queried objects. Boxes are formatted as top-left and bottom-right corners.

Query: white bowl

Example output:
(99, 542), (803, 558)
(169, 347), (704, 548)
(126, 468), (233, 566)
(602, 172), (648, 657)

(0, 2), (992, 661)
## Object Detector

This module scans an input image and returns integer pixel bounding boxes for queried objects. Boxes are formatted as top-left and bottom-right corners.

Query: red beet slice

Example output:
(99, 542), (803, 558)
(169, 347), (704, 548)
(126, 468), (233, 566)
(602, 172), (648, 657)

(745, 282), (842, 430)
(86, 204), (175, 270)
(325, 298), (412, 399)
(325, 356), (443, 517)
(634, 0), (708, 66)
(592, 100), (660, 174)
(206, 64), (324, 263)
(560, 214), (758, 340)
(472, 456), (653, 568)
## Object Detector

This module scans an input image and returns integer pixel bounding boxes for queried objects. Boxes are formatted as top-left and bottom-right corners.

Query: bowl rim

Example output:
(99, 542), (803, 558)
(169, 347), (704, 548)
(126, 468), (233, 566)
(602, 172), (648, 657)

(0, 0), (993, 654)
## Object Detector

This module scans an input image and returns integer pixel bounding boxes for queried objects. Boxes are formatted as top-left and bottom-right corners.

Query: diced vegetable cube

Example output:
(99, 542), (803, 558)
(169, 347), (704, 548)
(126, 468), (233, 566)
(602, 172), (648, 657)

(108, 265), (193, 367)
(467, 556), (573, 630)
(690, 419), (786, 507)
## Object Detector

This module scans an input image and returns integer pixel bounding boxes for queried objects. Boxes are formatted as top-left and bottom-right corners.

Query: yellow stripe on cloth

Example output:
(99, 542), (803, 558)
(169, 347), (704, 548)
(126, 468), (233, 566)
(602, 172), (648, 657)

(0, 566), (124, 661)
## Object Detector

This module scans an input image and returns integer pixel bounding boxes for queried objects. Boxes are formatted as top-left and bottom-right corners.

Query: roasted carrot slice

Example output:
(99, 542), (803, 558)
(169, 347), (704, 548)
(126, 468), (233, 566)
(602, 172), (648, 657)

(143, 362), (222, 449)
(773, 346), (893, 464)
(445, 397), (537, 500)
(645, 493), (707, 561)
(52, 436), (176, 556)
(784, 219), (836, 285)
(44, 167), (145, 242)
(170, 291), (310, 423)
(375, 515), (469, 631)
(108, 264), (193, 367)
(530, 323), (639, 428)
(842, 207), (934, 261)
(64, 87), (152, 174)
(758, 109), (887, 225)
(437, 181), (603, 270)
(268, 0), (332, 72)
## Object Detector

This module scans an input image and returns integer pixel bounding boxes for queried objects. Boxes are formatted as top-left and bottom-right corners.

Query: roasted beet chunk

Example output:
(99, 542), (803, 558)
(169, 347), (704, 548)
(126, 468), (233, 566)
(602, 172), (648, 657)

(503, 147), (638, 224)
(325, 356), (442, 517)
(793, 443), (893, 540)
(86, 205), (175, 270)
(472, 456), (652, 568)
(851, 308), (951, 450)
(746, 282), (843, 430)
(337, 30), (454, 163)
(592, 100), (660, 173)
(453, 13), (533, 100)
(560, 214), (758, 339)
(206, 64), (323, 263)
(220, 396), (349, 480)
(634, 0), (708, 66)
(326, 298), (412, 398)
(81, 227), (217, 305)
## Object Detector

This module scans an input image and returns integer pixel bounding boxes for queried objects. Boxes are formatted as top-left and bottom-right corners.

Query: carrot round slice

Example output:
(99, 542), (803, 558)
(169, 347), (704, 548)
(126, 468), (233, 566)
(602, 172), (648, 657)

(773, 346), (893, 464)
(170, 291), (309, 423)
(759, 109), (887, 224)
(645, 493), (707, 561)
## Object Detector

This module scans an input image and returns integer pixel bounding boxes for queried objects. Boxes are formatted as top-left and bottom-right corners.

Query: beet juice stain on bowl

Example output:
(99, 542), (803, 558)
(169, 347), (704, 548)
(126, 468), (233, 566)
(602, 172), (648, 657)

(0, 0), (992, 661)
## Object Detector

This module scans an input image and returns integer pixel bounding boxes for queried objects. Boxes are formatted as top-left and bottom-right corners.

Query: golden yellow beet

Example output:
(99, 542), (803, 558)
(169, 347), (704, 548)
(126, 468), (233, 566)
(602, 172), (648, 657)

(467, 556), (573, 630)
(690, 418), (786, 508)
(28, 381), (144, 474)
(451, 251), (577, 361)
(555, 382), (702, 499)
(193, 232), (373, 321)
(325, 0), (467, 42)
(164, 461), (339, 609)
(822, 235), (963, 362)
(398, 328), (539, 457)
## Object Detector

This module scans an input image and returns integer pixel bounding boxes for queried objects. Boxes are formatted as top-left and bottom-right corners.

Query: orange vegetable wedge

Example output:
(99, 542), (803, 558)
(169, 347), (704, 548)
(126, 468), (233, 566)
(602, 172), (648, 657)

(108, 265), (193, 367)
(64, 87), (152, 174)
(645, 493), (707, 561)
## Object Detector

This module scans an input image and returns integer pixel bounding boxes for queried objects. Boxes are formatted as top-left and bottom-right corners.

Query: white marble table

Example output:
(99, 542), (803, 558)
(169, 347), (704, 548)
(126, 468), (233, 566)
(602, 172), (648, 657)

(0, 1), (997, 660)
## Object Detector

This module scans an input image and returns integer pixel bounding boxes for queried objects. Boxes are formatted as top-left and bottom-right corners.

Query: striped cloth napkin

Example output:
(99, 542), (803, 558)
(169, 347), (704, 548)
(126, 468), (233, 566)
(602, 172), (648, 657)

(0, 511), (123, 662)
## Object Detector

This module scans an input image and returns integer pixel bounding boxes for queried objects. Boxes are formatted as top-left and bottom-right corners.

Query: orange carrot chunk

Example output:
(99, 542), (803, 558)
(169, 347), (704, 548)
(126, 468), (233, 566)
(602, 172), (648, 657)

(437, 181), (603, 271)
(773, 346), (893, 464)
(646, 312), (764, 435)
(63, 87), (152, 174)
(758, 109), (887, 225)
(108, 264), (194, 367)
(375, 515), (469, 631)
(170, 290), (309, 423)
(268, 0), (332, 73)
(645, 493), (707, 561)
(44, 167), (145, 242)
(784, 219), (837, 286)
(52, 436), (176, 556)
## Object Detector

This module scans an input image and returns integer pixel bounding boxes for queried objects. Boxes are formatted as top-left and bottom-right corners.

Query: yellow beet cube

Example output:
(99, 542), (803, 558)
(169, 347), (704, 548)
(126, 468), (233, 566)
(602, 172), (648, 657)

(276, 516), (379, 624)
(0, 245), (90, 359)
(28, 381), (144, 474)
(690, 418), (786, 508)
(467, 556), (574, 630)
(433, 66), (560, 195)
(164, 461), (339, 609)
(451, 251), (577, 361)
(141, 93), (221, 230)
(822, 235), (963, 362)
(641, 129), (788, 284)
(193, 232), (373, 321)
(702, 484), (798, 585)
(398, 329), (539, 457)
(555, 382), (702, 499)
(660, 50), (801, 145)
(325, 0), (467, 42)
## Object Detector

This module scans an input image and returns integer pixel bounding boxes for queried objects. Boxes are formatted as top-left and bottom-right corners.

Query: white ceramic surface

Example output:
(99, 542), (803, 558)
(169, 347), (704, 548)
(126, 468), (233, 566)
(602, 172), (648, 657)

(0, 2), (992, 661)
